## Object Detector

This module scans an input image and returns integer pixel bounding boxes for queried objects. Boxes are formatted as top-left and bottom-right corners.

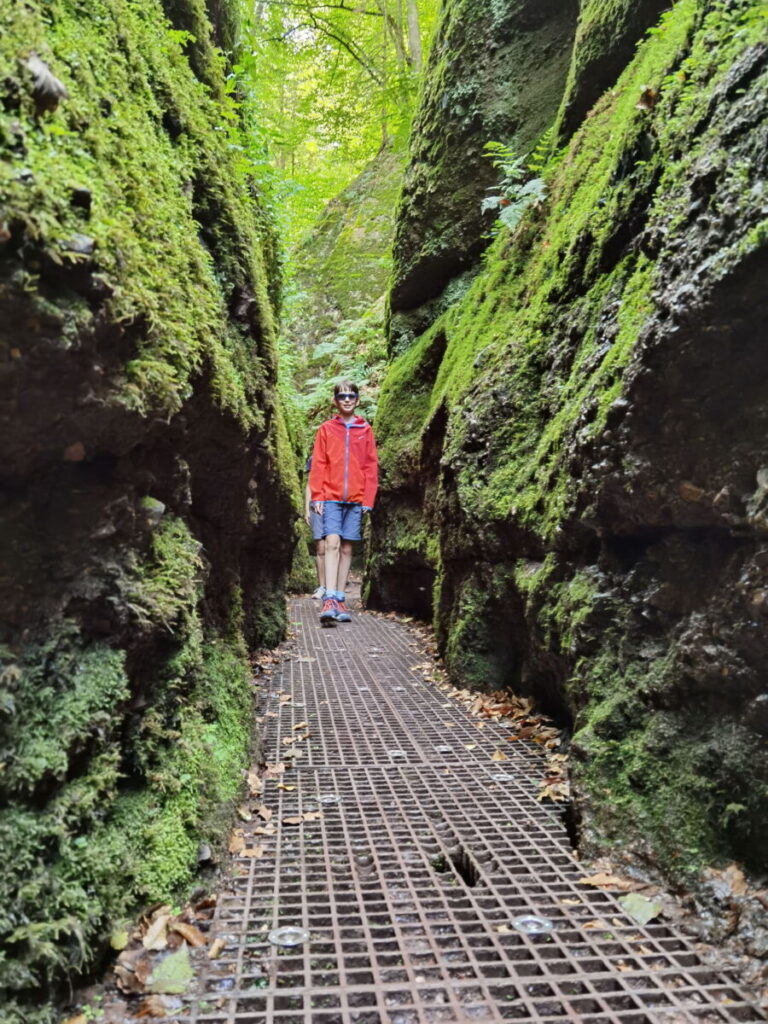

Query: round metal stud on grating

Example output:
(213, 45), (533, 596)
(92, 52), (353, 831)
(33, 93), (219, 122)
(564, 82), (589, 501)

(511, 914), (555, 935)
(267, 926), (310, 946)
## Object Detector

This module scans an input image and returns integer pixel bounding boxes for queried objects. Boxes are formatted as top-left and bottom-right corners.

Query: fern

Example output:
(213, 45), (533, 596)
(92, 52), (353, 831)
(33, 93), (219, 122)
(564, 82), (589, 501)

(481, 141), (547, 234)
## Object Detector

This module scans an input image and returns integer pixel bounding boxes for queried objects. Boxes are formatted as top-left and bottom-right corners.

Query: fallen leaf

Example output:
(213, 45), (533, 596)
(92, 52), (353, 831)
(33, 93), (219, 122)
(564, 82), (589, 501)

(256, 805), (273, 822)
(277, 783), (295, 791)
(579, 872), (633, 891)
(110, 926), (130, 950)
(491, 750), (507, 762)
(583, 919), (613, 931)
(142, 913), (171, 951)
(242, 845), (264, 858)
(135, 995), (177, 1018)
(61, 1016), (87, 1024)
(148, 944), (193, 994)
(560, 898), (582, 906)
(114, 963), (145, 995)
(496, 924), (513, 934)
(228, 832), (245, 854)
(283, 736), (296, 745)
(283, 815), (304, 825)
(464, 744), (477, 750)
(443, 721), (455, 728)
(170, 921), (208, 947)
(247, 770), (262, 795)
(618, 892), (663, 925)
(293, 721), (308, 731)
(279, 694), (292, 704)
(254, 824), (277, 836)
(237, 804), (252, 821)
(208, 937), (227, 960)
(303, 810), (323, 821)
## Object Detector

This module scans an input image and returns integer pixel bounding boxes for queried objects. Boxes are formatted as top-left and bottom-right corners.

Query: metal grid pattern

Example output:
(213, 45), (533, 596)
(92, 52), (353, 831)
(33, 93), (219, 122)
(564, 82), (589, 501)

(178, 597), (763, 1024)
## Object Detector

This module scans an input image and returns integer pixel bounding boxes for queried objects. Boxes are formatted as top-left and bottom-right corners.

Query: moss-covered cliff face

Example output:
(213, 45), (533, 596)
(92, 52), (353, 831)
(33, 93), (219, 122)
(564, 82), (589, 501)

(388, 0), (578, 351)
(0, 1), (298, 1016)
(370, 0), (768, 918)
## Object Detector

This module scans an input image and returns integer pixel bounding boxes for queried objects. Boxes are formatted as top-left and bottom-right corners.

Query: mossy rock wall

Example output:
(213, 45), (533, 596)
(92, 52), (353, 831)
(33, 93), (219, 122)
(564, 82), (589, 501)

(369, 0), (768, 918)
(388, 0), (578, 351)
(0, 0), (299, 1016)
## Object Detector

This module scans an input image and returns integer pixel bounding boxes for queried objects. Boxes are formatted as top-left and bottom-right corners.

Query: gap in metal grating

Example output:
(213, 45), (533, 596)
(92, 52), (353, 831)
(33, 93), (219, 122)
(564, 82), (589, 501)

(176, 597), (764, 1024)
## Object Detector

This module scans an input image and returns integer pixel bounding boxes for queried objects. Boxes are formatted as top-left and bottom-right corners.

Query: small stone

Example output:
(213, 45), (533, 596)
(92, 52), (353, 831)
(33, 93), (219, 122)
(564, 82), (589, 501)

(26, 53), (69, 115)
(61, 233), (95, 257)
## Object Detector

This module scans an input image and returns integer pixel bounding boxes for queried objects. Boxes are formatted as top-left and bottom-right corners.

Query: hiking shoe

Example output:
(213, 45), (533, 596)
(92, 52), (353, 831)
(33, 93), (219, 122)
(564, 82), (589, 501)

(312, 586), (326, 600)
(320, 597), (339, 625)
(335, 600), (351, 622)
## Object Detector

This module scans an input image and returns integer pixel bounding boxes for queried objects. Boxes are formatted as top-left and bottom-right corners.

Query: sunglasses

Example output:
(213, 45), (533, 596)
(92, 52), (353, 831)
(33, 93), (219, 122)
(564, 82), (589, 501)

(336, 392), (357, 401)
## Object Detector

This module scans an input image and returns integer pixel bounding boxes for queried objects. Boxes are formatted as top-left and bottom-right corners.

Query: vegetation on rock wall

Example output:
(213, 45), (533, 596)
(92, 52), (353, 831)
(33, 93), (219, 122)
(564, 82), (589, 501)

(369, 0), (768, 915)
(0, 0), (299, 1015)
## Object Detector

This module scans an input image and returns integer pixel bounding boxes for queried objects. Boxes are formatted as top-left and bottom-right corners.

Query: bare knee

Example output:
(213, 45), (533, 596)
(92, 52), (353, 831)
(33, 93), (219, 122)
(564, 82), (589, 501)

(325, 533), (340, 553)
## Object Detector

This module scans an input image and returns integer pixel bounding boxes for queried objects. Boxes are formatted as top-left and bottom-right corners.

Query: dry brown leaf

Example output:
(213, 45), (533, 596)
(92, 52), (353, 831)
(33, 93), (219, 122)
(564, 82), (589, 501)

(62, 1016), (87, 1024)
(254, 824), (277, 836)
(279, 694), (292, 704)
(208, 937), (227, 960)
(247, 770), (262, 795)
(560, 898), (582, 905)
(283, 736), (296, 745)
(464, 744), (477, 750)
(171, 921), (208, 947)
(113, 963), (145, 995)
(265, 711), (278, 718)
(135, 994), (182, 1018)
(293, 721), (308, 731)
(228, 832), (245, 855)
(583, 919), (613, 930)
(142, 913), (170, 951)
(277, 783), (295, 791)
(579, 872), (633, 891)
(283, 815), (304, 825)
(303, 810), (323, 821)
(496, 924), (513, 934)
(256, 805), (273, 822)
(242, 845), (264, 858)
(491, 750), (507, 762)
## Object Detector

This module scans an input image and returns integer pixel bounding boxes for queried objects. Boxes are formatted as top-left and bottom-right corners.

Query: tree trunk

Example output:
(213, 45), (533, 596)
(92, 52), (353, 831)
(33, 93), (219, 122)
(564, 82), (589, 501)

(406, 0), (422, 73)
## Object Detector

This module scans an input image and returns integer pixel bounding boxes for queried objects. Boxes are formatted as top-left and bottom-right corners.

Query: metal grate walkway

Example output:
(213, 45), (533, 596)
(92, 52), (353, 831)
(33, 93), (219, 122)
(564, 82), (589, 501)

(179, 595), (763, 1024)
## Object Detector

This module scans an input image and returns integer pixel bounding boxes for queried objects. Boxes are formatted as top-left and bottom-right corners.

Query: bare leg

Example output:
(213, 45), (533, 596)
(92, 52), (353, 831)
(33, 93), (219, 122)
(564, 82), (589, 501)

(338, 540), (353, 594)
(324, 533), (341, 594)
(315, 539), (326, 588)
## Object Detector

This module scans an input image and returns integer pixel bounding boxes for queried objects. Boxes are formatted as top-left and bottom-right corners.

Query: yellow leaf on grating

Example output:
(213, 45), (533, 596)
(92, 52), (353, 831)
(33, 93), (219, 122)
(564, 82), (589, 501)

(283, 815), (304, 825)
(237, 804), (252, 821)
(464, 744), (477, 750)
(283, 736), (296, 745)
(277, 783), (295, 791)
(208, 938), (226, 960)
(578, 872), (632, 891)
(254, 825), (276, 836)
(242, 845), (264, 858)
(293, 721), (308, 731)
(491, 750), (507, 761)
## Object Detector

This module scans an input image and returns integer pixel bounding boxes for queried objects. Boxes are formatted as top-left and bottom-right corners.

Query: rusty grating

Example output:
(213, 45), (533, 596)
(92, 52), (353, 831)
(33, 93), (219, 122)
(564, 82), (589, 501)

(176, 597), (763, 1024)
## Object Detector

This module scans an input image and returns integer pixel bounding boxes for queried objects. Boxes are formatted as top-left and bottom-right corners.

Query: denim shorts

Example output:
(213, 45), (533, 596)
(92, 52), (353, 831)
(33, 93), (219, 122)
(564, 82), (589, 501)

(322, 501), (363, 542)
(310, 510), (325, 541)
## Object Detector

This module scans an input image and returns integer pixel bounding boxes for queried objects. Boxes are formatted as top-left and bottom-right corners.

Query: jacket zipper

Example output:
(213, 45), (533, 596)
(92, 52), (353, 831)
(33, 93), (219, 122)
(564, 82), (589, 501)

(343, 423), (350, 501)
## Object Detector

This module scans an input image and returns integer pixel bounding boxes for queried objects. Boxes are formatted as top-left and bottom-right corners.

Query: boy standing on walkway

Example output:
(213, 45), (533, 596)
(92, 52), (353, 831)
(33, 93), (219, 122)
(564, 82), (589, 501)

(309, 381), (378, 625)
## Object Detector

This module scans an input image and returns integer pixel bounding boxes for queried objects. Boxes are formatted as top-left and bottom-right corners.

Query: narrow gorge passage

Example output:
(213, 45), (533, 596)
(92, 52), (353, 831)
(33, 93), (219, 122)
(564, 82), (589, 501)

(174, 592), (762, 1024)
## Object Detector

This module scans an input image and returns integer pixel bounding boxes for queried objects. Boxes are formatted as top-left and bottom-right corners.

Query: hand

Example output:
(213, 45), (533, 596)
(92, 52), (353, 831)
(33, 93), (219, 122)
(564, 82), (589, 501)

(304, 510), (311, 526)
(312, 501), (324, 515)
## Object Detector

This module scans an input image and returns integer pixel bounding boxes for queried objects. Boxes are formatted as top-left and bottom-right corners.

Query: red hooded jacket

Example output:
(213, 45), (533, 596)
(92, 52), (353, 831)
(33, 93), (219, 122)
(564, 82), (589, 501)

(309, 415), (378, 508)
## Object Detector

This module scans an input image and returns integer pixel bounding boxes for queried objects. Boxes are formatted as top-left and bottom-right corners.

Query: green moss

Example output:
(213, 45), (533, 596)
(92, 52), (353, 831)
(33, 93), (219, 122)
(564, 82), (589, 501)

(0, 0), (276, 425)
(374, 0), (768, 879)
